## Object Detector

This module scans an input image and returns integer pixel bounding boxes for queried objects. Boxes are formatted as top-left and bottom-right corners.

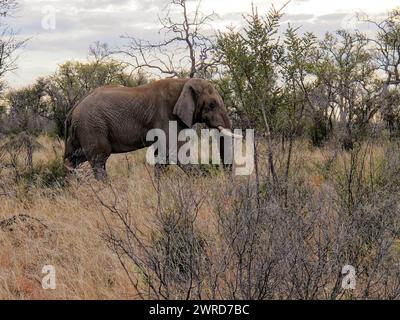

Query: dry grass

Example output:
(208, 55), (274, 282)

(0, 135), (398, 299)
(0, 135), (230, 299)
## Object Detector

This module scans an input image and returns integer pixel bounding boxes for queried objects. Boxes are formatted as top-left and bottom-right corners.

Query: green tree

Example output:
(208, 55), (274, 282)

(216, 5), (284, 132)
(6, 81), (47, 134)
(2, 83), (47, 176)
(314, 30), (380, 149)
(362, 9), (400, 136)
(278, 27), (318, 196)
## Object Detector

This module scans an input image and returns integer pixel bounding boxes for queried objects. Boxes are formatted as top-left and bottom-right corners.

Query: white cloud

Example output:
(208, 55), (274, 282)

(4, 0), (399, 87)
(286, 0), (398, 16)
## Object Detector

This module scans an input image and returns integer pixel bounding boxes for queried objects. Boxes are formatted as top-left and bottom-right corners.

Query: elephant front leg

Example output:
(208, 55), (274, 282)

(152, 135), (196, 176)
(175, 139), (210, 176)
(219, 135), (233, 172)
(173, 135), (232, 176)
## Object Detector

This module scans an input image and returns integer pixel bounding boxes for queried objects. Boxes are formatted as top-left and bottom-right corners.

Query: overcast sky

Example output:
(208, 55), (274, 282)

(5, 0), (399, 87)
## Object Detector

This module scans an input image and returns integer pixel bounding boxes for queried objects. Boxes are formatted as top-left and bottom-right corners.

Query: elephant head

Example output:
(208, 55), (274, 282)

(173, 78), (240, 137)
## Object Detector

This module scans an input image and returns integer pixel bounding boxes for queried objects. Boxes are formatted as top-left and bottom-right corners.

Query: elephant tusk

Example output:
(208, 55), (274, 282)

(217, 126), (243, 139)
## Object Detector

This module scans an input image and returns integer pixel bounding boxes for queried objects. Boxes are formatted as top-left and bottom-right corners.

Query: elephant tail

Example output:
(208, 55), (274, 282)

(63, 112), (73, 161)
(64, 93), (94, 167)
(63, 105), (80, 164)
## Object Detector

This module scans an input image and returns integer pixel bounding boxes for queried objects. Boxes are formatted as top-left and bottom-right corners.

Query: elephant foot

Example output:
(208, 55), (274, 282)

(93, 168), (108, 182)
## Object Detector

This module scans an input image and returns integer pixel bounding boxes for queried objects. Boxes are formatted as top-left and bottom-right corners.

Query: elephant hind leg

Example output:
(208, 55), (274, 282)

(79, 130), (112, 181)
(89, 154), (109, 181)
(86, 139), (111, 181)
(65, 149), (87, 171)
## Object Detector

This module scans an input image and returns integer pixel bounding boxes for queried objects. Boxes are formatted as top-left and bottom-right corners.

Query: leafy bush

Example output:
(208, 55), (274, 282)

(307, 114), (330, 147)
(22, 156), (67, 188)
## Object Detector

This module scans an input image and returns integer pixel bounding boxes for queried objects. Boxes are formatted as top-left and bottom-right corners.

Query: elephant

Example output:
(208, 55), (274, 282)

(63, 78), (237, 180)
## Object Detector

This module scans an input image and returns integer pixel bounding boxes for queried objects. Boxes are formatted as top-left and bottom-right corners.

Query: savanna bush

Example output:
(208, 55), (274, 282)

(98, 140), (400, 300)
(29, 156), (68, 188)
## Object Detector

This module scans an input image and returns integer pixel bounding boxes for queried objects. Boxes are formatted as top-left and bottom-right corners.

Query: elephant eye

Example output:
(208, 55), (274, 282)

(209, 103), (216, 110)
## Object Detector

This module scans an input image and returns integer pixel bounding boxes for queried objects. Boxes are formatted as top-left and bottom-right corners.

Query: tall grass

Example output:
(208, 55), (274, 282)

(0, 135), (400, 299)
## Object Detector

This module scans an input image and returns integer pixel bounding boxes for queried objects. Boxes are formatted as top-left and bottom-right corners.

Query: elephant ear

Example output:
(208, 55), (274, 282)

(173, 80), (199, 128)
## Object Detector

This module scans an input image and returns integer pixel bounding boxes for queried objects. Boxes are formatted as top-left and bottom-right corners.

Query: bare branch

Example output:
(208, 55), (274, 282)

(119, 0), (218, 78)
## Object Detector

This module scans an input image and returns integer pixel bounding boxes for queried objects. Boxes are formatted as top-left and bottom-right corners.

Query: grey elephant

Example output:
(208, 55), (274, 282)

(64, 78), (237, 180)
